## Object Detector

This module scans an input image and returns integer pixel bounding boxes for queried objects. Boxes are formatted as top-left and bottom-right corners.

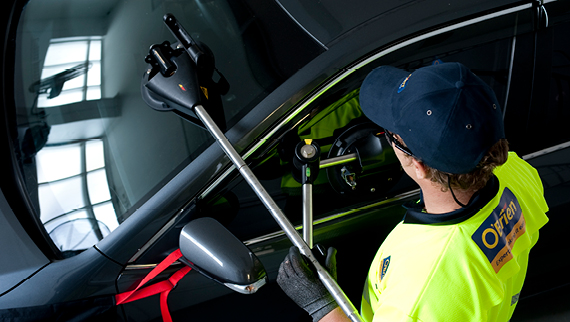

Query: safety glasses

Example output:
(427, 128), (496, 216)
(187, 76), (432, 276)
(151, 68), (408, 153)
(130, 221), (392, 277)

(384, 129), (414, 157)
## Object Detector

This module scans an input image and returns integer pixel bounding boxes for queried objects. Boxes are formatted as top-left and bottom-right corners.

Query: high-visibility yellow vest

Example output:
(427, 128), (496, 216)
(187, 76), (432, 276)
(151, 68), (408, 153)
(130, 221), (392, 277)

(361, 152), (549, 322)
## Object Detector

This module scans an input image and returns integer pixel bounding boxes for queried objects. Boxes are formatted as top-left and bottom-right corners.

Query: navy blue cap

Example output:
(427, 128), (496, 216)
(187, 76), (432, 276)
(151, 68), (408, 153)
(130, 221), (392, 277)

(360, 62), (505, 174)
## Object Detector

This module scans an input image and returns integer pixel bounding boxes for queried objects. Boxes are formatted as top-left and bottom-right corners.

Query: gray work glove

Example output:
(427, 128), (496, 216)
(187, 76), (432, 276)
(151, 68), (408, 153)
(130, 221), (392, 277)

(277, 246), (339, 322)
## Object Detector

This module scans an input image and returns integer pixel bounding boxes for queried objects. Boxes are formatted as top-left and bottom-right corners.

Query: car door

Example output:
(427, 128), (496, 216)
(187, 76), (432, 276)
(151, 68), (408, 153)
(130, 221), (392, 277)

(508, 2), (570, 320)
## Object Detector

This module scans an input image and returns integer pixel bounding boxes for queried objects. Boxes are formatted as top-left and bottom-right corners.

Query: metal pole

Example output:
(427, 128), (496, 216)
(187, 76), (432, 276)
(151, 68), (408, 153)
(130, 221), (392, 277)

(194, 105), (363, 322)
(302, 181), (313, 249)
(319, 153), (358, 169)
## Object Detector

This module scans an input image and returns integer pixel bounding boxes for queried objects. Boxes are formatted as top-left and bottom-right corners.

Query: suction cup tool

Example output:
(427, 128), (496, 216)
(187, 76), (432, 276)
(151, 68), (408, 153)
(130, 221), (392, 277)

(327, 122), (402, 196)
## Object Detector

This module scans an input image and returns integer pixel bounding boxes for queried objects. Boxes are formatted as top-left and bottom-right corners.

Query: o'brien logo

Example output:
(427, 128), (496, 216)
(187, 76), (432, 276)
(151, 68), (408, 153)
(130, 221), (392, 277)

(472, 188), (526, 273)
(398, 74), (412, 93)
(379, 256), (390, 282)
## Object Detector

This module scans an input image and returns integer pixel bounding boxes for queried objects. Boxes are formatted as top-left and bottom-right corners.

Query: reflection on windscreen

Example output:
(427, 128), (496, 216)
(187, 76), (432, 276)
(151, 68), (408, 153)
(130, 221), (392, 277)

(14, 0), (323, 256)
(34, 37), (102, 108)
(36, 140), (118, 252)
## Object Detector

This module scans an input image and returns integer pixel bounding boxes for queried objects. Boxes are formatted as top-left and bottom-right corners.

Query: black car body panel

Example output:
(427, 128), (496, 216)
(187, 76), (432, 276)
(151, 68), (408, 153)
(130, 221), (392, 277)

(0, 193), (49, 296)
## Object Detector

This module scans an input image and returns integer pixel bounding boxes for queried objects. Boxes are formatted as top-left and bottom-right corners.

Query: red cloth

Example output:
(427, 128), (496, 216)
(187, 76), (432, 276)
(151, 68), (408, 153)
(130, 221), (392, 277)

(115, 249), (192, 322)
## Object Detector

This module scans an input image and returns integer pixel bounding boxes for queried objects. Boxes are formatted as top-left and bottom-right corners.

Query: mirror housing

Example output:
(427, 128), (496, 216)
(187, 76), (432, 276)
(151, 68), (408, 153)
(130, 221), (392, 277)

(179, 218), (266, 294)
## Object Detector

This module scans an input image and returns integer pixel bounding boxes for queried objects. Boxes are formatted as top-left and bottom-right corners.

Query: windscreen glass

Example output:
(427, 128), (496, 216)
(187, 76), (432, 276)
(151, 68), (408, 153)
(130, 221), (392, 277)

(12, 0), (322, 256)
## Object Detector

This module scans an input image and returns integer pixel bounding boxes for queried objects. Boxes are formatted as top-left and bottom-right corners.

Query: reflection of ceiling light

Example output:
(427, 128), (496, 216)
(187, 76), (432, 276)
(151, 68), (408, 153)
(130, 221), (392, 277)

(35, 37), (102, 108)
(181, 230), (224, 267)
(36, 143), (83, 183)
(36, 138), (119, 251)
(29, 63), (91, 99)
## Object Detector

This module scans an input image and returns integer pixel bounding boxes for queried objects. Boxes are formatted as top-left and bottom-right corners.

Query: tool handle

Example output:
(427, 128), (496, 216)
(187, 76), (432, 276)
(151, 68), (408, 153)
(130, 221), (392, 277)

(163, 13), (214, 77)
(194, 105), (364, 322)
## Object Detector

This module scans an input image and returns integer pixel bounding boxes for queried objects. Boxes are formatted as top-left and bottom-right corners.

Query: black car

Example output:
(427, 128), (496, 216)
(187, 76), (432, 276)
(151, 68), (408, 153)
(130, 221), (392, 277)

(1, 0), (569, 321)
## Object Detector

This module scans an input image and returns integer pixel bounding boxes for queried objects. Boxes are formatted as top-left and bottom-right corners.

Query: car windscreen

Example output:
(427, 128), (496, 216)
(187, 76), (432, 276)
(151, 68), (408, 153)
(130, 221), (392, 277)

(10, 0), (324, 257)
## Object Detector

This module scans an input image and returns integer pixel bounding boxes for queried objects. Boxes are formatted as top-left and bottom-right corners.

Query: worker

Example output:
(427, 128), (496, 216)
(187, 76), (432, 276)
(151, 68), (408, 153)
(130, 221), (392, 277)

(276, 62), (549, 322)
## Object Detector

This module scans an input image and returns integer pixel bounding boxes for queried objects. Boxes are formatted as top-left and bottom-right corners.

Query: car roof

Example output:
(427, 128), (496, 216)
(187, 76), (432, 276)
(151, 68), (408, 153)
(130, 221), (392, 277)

(281, 0), (523, 46)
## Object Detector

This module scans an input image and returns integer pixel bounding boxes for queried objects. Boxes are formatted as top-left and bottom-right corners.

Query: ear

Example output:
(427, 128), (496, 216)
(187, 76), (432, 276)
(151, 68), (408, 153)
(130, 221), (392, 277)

(411, 158), (427, 180)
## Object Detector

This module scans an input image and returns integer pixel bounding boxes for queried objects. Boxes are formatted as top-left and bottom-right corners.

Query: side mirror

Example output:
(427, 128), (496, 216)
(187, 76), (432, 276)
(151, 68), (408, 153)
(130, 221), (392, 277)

(179, 217), (266, 294)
